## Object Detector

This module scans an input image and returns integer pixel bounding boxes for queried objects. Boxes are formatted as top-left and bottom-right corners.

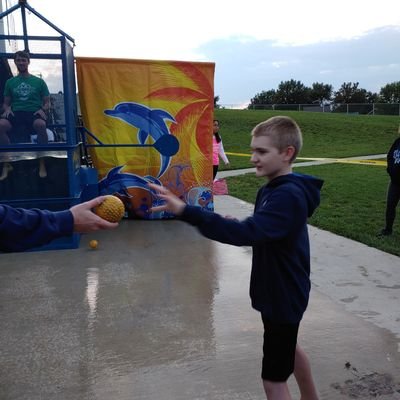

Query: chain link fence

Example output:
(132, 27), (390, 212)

(222, 103), (400, 115)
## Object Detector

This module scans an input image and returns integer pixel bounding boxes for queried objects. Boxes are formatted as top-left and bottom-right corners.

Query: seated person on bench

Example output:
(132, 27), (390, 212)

(0, 50), (50, 180)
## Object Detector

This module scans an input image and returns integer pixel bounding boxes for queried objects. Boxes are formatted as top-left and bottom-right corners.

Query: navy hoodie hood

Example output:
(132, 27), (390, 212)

(267, 172), (324, 218)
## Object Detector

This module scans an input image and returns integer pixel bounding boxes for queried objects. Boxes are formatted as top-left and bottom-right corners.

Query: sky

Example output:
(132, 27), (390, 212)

(1, 0), (400, 108)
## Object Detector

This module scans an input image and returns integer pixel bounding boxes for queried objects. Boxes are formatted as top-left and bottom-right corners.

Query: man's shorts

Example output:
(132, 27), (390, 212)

(261, 315), (300, 382)
(1, 111), (45, 142)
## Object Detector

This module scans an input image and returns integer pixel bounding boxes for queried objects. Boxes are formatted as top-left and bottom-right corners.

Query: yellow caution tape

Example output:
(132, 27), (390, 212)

(225, 152), (387, 166)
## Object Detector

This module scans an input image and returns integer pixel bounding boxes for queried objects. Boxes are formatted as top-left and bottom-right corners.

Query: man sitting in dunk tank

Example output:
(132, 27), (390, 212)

(0, 50), (50, 180)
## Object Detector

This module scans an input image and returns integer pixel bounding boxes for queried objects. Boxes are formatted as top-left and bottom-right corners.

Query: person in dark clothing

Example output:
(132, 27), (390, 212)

(379, 130), (400, 236)
(149, 116), (323, 400)
(0, 196), (118, 252)
(0, 57), (13, 105)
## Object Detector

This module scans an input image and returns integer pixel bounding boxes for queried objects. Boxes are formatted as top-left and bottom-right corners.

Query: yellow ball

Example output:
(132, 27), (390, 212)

(94, 195), (125, 223)
(89, 240), (98, 249)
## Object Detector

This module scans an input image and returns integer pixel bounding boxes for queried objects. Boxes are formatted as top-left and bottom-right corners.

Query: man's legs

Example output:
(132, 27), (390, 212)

(32, 117), (48, 145)
(293, 345), (319, 400)
(0, 118), (13, 181)
(32, 117), (48, 178)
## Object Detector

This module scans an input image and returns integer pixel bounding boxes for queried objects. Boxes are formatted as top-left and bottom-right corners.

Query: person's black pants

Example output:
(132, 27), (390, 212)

(385, 181), (400, 232)
(213, 165), (218, 180)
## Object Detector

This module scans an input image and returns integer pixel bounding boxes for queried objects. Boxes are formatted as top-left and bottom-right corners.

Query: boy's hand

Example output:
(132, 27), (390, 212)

(148, 183), (186, 216)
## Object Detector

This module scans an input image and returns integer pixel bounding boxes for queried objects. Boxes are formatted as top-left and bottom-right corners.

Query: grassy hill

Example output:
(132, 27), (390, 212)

(213, 109), (400, 257)
(215, 109), (399, 170)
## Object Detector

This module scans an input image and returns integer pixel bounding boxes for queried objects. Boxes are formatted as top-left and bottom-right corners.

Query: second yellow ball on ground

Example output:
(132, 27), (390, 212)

(89, 239), (98, 249)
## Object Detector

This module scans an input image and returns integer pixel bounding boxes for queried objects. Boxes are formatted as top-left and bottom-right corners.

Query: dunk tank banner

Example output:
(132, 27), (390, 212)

(76, 57), (215, 219)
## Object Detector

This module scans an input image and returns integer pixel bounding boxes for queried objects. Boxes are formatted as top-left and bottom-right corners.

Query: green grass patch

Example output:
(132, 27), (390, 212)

(226, 163), (399, 257)
(215, 109), (399, 256)
(215, 109), (399, 170)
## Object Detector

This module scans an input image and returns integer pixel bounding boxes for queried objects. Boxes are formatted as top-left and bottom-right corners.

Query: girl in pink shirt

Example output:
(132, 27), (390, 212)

(213, 119), (229, 180)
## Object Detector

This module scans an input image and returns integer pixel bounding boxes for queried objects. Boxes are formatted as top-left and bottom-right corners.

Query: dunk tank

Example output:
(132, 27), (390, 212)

(0, 1), (215, 251)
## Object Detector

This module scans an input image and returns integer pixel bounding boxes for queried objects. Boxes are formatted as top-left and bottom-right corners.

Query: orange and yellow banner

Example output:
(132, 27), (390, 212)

(76, 57), (215, 219)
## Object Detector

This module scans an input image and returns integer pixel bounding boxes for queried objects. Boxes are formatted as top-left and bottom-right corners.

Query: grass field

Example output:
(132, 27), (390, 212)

(213, 109), (400, 257)
(215, 109), (399, 170)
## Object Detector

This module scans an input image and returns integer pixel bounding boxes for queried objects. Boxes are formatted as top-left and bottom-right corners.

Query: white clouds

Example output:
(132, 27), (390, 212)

(202, 27), (400, 104)
(271, 61), (289, 69)
(319, 70), (333, 75)
(11, 0), (400, 60)
(2, 0), (400, 103)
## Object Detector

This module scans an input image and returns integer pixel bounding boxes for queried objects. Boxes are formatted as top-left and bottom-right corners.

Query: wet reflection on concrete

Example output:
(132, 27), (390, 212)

(1, 196), (400, 399)
(86, 268), (99, 329)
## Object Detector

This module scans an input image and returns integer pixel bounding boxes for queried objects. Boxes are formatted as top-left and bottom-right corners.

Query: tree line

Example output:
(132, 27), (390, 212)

(247, 80), (400, 108)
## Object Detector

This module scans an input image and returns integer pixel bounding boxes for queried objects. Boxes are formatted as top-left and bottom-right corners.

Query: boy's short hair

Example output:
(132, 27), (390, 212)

(251, 116), (303, 162)
(14, 50), (30, 61)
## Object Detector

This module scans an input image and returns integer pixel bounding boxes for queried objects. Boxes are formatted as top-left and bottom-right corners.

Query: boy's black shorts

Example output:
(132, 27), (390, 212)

(261, 315), (299, 382)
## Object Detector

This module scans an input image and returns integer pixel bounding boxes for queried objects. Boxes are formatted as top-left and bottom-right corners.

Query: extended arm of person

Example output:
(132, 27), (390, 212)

(181, 194), (302, 246)
(34, 95), (50, 119)
(0, 197), (118, 252)
(218, 140), (230, 164)
(1, 96), (12, 118)
(71, 196), (118, 233)
(149, 183), (302, 246)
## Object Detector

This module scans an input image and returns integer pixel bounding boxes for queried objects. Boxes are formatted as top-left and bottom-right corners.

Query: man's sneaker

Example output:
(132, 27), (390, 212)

(378, 228), (392, 237)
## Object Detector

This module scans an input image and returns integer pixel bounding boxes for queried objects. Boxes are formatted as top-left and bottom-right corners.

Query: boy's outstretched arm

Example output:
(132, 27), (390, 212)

(148, 183), (186, 216)
(149, 182), (257, 247)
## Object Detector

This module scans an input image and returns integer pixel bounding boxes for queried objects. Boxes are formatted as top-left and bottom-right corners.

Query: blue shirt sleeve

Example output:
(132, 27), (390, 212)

(0, 205), (74, 252)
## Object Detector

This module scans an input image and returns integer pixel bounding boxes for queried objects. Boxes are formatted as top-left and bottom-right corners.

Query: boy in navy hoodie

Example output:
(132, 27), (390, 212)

(149, 116), (323, 400)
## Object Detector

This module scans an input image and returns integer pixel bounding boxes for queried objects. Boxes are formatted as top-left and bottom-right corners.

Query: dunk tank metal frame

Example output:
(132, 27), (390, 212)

(0, 1), (97, 250)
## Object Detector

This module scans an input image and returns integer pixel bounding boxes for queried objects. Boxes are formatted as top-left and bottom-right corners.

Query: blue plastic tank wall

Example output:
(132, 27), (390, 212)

(0, 33), (92, 251)
(0, 157), (69, 200)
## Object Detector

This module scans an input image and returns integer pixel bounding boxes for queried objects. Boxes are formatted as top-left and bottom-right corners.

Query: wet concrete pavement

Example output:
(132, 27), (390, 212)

(1, 195), (400, 400)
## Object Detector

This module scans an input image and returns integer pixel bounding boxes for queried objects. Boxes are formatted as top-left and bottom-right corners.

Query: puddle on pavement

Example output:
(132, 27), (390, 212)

(1, 220), (400, 400)
(331, 371), (400, 398)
